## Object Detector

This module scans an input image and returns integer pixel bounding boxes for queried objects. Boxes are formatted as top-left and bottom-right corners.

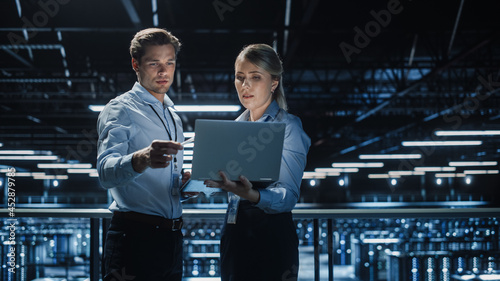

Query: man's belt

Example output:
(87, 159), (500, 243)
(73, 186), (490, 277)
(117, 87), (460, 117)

(114, 211), (183, 231)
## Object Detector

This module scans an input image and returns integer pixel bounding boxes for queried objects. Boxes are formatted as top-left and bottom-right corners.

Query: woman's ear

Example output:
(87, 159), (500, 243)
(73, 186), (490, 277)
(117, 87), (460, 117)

(271, 79), (279, 93)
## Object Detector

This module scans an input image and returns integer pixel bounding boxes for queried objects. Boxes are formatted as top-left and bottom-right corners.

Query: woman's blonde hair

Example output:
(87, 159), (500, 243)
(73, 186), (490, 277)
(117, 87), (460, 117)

(236, 44), (288, 111)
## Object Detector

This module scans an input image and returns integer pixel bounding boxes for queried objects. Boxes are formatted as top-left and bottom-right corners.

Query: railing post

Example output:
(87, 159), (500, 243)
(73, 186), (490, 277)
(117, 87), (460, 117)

(328, 218), (334, 281)
(313, 218), (320, 281)
(90, 218), (100, 281)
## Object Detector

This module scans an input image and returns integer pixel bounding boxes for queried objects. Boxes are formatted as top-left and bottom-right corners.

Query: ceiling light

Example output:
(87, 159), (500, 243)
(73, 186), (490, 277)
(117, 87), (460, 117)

(315, 168), (333, 172)
(402, 141), (482, 146)
(388, 171), (425, 176)
(337, 168), (358, 173)
(10, 172), (31, 177)
(331, 163), (383, 168)
(338, 179), (345, 186)
(316, 167), (357, 172)
(303, 172), (327, 179)
(88, 105), (105, 112)
(435, 130), (500, 136)
(309, 179), (317, 187)
(436, 178), (442, 185)
(38, 163), (92, 169)
(67, 169), (97, 174)
(390, 179), (397, 186)
(313, 169), (341, 176)
(33, 175), (69, 180)
(368, 174), (392, 179)
(414, 167), (456, 172)
(183, 132), (195, 138)
(359, 154), (421, 160)
(449, 161), (497, 166)
(463, 170), (499, 175)
(435, 173), (466, 178)
(0, 150), (36, 155)
(0, 156), (58, 160)
(0, 143), (3, 147)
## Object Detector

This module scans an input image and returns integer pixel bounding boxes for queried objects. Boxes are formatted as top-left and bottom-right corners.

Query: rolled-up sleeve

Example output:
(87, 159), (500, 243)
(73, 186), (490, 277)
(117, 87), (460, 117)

(256, 117), (310, 213)
(97, 101), (141, 189)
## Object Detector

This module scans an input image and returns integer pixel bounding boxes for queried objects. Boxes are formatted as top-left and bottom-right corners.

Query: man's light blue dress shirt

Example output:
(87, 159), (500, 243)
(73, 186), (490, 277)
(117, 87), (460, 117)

(97, 82), (184, 219)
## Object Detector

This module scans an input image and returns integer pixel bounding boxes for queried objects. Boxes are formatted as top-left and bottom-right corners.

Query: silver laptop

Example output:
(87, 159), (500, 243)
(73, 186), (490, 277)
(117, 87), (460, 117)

(190, 119), (286, 182)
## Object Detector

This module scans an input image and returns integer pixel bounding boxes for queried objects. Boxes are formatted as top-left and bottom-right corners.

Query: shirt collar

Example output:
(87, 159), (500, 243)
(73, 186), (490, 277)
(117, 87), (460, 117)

(132, 82), (175, 109)
(237, 100), (280, 122)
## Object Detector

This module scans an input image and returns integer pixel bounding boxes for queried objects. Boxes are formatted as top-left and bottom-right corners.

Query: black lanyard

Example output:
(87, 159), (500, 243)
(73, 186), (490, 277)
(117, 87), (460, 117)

(149, 104), (177, 142)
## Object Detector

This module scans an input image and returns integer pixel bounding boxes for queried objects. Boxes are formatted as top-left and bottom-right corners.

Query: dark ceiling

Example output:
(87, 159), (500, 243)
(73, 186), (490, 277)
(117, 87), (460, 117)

(1, 0), (500, 205)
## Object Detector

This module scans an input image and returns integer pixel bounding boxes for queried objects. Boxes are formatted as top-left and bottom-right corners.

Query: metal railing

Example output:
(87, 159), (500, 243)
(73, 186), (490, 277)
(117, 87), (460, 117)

(1, 207), (500, 281)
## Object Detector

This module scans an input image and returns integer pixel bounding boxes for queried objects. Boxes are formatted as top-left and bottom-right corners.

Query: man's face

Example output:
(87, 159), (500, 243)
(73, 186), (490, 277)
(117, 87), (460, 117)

(132, 44), (176, 96)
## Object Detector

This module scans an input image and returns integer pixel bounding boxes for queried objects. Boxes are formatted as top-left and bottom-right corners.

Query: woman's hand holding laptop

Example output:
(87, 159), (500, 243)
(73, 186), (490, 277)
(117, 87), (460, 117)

(204, 171), (260, 203)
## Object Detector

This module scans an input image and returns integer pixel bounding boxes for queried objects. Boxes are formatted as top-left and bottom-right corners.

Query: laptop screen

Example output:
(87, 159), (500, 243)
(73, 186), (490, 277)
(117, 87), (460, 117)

(190, 119), (286, 182)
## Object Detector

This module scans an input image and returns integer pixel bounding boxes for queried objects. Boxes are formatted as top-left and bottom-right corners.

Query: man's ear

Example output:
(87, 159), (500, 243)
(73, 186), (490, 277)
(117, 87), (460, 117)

(131, 58), (139, 72)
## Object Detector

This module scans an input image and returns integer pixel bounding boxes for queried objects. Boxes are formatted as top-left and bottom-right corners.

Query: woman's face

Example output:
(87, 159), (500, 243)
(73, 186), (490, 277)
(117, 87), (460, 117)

(234, 58), (278, 118)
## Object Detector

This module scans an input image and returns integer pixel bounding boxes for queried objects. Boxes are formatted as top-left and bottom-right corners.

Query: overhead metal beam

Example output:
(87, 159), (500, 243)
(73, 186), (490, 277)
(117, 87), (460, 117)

(15, 0), (22, 18)
(0, 27), (280, 34)
(283, 0), (320, 68)
(447, 0), (466, 57)
(2, 48), (33, 68)
(404, 34), (418, 81)
(0, 78), (98, 83)
(283, 0), (291, 55)
(120, 0), (142, 28)
(151, 0), (158, 26)
(0, 44), (63, 50)
(332, 68), (500, 159)
(355, 32), (500, 123)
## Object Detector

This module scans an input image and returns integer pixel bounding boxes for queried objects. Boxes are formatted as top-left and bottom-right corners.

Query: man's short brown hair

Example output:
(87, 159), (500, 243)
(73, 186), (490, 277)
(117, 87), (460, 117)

(129, 28), (181, 62)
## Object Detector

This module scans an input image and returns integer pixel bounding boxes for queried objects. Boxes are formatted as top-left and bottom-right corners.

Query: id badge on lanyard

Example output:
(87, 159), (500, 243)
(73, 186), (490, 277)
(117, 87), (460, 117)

(227, 192), (240, 224)
(149, 104), (182, 197)
(171, 159), (181, 196)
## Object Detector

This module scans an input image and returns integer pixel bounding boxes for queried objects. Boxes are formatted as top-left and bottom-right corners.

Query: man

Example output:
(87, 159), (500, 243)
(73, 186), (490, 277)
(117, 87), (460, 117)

(97, 28), (186, 281)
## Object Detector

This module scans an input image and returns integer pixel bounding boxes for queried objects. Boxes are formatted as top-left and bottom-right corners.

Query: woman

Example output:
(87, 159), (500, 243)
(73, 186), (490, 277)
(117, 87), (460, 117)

(205, 44), (311, 281)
